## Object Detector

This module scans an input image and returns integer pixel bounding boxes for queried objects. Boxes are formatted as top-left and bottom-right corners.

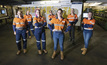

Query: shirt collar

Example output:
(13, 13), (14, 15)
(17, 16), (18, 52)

(50, 14), (54, 16)
(17, 16), (24, 19)
(26, 14), (30, 15)
(70, 14), (75, 16)
(56, 17), (64, 19)
(86, 18), (93, 20)
(36, 15), (42, 18)
(56, 17), (64, 22)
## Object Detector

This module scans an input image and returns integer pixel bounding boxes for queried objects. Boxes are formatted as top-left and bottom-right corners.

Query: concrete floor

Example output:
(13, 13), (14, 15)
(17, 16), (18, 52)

(0, 24), (107, 65)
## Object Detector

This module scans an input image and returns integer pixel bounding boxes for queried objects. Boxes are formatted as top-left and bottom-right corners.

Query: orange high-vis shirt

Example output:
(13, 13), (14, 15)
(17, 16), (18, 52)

(67, 14), (78, 22)
(49, 18), (71, 31)
(13, 17), (28, 29)
(24, 14), (32, 22)
(48, 14), (56, 20)
(82, 18), (95, 30)
(33, 16), (46, 27)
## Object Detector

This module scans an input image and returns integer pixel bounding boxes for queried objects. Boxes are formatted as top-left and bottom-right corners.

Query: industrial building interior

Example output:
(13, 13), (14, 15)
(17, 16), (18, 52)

(0, 0), (107, 65)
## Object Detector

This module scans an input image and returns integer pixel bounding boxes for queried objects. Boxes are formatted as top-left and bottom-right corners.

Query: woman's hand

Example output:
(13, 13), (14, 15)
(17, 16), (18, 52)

(73, 24), (75, 26)
(52, 29), (57, 32)
(14, 31), (16, 35)
(26, 30), (29, 33)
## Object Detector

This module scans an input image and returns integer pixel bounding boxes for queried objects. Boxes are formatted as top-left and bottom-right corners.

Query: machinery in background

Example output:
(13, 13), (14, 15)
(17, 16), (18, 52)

(0, 8), (7, 17)
(93, 9), (107, 30)
(0, 6), (13, 25)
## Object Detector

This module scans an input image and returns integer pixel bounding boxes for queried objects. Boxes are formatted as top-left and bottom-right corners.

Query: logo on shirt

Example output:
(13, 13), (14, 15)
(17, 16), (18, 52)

(62, 21), (65, 23)
(90, 21), (92, 23)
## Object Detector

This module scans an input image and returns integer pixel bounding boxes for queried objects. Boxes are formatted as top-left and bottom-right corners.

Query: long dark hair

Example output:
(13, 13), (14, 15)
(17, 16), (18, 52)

(56, 8), (63, 17)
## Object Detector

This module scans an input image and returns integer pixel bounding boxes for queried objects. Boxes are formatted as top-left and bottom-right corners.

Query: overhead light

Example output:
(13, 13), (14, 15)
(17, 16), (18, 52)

(45, 1), (59, 4)
(84, 3), (89, 6)
(32, 1), (59, 5)
(40, 1), (45, 4)
(4, 6), (7, 8)
(89, 2), (102, 6)
(1, 5), (3, 7)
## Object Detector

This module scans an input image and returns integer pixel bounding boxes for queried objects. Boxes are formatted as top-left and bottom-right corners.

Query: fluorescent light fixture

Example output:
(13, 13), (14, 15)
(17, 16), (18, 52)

(18, 0), (72, 7)
(89, 2), (102, 6)
(86, 1), (101, 3)
(40, 1), (45, 4)
(1, 5), (3, 7)
(32, 1), (59, 4)
(19, 3), (61, 7)
(4, 6), (7, 8)
(84, 3), (90, 6)
(84, 2), (102, 6)
(45, 1), (59, 4)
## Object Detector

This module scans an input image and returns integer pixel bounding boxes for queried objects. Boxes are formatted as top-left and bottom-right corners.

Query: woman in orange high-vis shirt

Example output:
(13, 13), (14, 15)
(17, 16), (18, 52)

(67, 8), (78, 44)
(33, 8), (48, 55)
(48, 8), (71, 60)
(81, 12), (95, 55)
(48, 10), (56, 38)
(13, 10), (28, 55)
(24, 10), (34, 39)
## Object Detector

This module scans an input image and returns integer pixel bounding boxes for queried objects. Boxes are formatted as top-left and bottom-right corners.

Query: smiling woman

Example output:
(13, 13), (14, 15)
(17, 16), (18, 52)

(48, 8), (71, 60)
(81, 12), (96, 55)
(33, 8), (48, 55)
(13, 10), (29, 55)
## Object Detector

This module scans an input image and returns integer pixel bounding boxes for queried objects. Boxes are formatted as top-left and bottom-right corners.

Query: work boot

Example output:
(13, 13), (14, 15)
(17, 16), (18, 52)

(16, 50), (21, 55)
(52, 51), (56, 59)
(23, 49), (27, 54)
(82, 48), (87, 55)
(60, 51), (64, 60)
(43, 50), (48, 54)
(29, 36), (31, 39)
(38, 50), (42, 55)
(81, 45), (85, 51)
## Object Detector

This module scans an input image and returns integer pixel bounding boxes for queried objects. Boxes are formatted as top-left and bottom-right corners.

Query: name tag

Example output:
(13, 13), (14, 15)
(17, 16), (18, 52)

(90, 21), (94, 24)
(62, 21), (65, 23)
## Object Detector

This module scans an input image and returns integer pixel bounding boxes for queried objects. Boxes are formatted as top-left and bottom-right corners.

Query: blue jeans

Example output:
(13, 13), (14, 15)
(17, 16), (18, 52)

(16, 29), (27, 50)
(53, 32), (64, 51)
(83, 30), (93, 48)
(28, 22), (34, 36)
(50, 24), (54, 38)
(34, 28), (46, 50)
